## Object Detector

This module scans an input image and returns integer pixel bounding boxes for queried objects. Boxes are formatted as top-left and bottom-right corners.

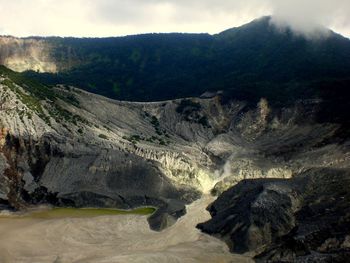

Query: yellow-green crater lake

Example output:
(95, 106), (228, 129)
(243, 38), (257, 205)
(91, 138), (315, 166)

(0, 207), (156, 219)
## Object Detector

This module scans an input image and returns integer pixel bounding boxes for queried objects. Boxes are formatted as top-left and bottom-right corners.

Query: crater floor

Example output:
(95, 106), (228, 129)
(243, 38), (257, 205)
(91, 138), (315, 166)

(0, 196), (252, 263)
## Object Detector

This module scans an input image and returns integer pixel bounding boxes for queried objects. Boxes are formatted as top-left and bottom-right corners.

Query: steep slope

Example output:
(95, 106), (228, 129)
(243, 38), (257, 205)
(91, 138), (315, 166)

(0, 37), (57, 73)
(216, 16), (350, 82)
(0, 66), (349, 233)
(198, 168), (350, 262)
(0, 17), (349, 105)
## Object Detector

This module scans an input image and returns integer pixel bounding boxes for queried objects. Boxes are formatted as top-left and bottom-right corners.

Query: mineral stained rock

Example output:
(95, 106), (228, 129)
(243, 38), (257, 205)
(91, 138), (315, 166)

(1, 68), (349, 233)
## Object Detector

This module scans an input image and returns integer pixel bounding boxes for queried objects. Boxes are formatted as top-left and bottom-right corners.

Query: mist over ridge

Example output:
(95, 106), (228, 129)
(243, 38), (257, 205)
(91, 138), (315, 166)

(0, 0), (349, 38)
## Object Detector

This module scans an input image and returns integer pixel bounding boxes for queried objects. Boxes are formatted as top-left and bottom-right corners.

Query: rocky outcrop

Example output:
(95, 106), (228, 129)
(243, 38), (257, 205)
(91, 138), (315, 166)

(197, 168), (350, 262)
(0, 68), (349, 233)
(0, 37), (58, 73)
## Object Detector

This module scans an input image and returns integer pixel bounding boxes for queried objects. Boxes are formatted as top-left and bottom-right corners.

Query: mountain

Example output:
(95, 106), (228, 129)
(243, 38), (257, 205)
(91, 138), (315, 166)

(1, 17), (350, 107)
(1, 16), (350, 262)
(0, 67), (350, 259)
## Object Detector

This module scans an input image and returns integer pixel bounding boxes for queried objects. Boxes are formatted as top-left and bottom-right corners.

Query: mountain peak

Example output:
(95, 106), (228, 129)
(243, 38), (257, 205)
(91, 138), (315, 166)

(1, 16), (350, 105)
(217, 16), (272, 36)
(219, 16), (349, 43)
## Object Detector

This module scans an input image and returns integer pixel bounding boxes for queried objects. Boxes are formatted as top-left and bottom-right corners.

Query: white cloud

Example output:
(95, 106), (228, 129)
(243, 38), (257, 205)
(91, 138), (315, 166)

(0, 0), (349, 38)
(269, 0), (350, 37)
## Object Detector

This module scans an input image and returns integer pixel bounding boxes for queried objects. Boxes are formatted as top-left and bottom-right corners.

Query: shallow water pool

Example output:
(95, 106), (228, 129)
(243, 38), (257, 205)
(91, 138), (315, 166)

(0, 206), (156, 219)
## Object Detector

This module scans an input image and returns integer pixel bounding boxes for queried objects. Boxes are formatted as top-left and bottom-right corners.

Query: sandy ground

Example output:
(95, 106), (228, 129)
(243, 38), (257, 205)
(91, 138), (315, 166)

(0, 196), (252, 263)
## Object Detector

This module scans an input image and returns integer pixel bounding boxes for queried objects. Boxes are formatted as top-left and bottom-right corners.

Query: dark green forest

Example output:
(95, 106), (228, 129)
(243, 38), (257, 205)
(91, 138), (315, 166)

(22, 17), (350, 125)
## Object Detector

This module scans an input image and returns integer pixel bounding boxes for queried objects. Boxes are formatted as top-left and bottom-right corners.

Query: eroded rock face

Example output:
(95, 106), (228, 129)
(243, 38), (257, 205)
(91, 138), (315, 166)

(198, 168), (350, 262)
(0, 73), (349, 232)
(0, 132), (200, 230)
(0, 37), (57, 73)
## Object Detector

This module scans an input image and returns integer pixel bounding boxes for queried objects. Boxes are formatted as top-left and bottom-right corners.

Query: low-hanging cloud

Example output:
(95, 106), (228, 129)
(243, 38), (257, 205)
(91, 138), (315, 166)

(269, 0), (350, 37)
(0, 0), (349, 37)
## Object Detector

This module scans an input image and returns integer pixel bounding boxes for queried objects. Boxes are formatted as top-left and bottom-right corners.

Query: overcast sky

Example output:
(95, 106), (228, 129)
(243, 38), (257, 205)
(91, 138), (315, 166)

(0, 0), (349, 38)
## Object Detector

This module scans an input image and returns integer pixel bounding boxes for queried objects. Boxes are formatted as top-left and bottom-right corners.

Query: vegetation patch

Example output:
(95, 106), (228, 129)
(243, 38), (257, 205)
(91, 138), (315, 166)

(61, 94), (80, 107)
(123, 134), (142, 145)
(0, 66), (89, 126)
(176, 99), (210, 127)
(1, 78), (51, 124)
(98, 134), (108, 140)
(123, 134), (170, 146)
(176, 99), (202, 115)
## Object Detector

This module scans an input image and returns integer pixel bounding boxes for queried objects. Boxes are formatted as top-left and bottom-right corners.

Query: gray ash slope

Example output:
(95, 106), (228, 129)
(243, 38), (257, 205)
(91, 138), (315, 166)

(0, 66), (349, 248)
